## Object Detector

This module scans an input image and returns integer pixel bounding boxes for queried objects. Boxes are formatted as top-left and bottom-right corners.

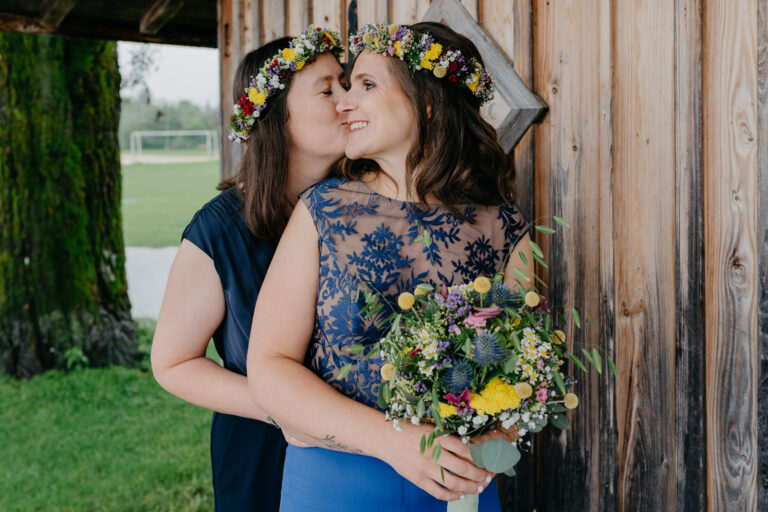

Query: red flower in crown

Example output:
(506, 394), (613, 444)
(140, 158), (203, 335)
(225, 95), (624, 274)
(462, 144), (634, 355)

(241, 100), (255, 116)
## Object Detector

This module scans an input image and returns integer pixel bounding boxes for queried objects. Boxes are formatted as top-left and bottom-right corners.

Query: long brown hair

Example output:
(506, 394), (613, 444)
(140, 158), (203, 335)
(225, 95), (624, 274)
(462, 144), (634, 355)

(218, 37), (294, 241)
(342, 22), (515, 220)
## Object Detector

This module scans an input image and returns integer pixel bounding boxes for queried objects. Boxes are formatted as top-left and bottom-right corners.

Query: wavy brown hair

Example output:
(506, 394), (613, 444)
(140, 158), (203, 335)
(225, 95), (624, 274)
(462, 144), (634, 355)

(218, 37), (294, 241)
(342, 22), (515, 220)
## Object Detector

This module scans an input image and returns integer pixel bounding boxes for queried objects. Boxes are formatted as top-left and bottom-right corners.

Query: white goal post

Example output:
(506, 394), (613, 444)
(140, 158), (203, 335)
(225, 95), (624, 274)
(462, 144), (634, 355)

(129, 130), (218, 156)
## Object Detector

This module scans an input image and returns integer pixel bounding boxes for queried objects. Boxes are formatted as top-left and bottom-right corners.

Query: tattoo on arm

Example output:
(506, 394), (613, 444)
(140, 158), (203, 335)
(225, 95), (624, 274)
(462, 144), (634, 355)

(307, 434), (365, 455)
(266, 416), (281, 429)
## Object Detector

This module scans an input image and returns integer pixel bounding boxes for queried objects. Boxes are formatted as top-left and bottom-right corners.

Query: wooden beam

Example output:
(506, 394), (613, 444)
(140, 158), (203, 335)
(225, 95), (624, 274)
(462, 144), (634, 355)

(39, 0), (79, 29)
(0, 13), (50, 34)
(140, 0), (186, 35)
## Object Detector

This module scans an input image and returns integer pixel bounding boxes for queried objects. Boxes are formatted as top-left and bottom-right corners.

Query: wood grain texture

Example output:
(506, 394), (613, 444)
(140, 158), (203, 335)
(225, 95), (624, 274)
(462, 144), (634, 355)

(286, 0), (309, 35)
(532, 0), (614, 508)
(354, 0), (388, 25)
(758, 2), (768, 508)
(613, 0), (676, 509)
(674, 1), (707, 510)
(261, 0), (286, 40)
(38, 0), (78, 28)
(390, 0), (431, 24)
(311, 0), (341, 30)
(704, 0), (759, 510)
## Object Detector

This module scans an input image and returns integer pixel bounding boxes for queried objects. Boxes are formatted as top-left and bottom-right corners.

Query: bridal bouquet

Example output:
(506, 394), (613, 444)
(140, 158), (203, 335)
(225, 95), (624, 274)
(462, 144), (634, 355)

(345, 219), (615, 511)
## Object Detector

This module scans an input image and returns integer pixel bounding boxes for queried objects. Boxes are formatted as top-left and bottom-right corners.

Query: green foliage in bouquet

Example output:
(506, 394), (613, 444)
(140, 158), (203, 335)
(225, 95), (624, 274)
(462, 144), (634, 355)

(345, 216), (617, 477)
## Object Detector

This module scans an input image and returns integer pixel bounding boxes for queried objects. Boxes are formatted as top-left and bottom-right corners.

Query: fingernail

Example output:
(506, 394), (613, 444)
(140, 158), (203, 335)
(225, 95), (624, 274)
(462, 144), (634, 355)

(459, 495), (465, 500)
(478, 485), (484, 493)
(485, 475), (492, 483)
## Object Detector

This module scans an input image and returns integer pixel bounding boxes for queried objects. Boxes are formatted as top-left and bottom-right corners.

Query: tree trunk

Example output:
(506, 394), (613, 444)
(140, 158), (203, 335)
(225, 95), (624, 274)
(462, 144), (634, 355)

(0, 33), (136, 377)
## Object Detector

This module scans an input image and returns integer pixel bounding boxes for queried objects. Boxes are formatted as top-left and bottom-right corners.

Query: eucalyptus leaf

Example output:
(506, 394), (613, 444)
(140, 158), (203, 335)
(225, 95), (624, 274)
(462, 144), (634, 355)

(548, 403), (567, 413)
(550, 412), (570, 430)
(519, 251), (529, 266)
(416, 398), (425, 418)
(431, 442), (442, 463)
(531, 252), (549, 269)
(608, 356), (619, 378)
(513, 267), (531, 283)
(553, 371), (566, 393)
(581, 348), (596, 367)
(503, 467), (517, 477)
(420, 434), (426, 455)
(345, 344), (365, 354)
(528, 240), (544, 258)
(469, 442), (485, 467)
(480, 439), (521, 473)
(416, 283), (434, 292)
(528, 415), (547, 433)
(591, 348), (603, 373)
(377, 382), (390, 409)
(502, 355), (517, 374)
(510, 332), (522, 352)
(553, 215), (570, 228)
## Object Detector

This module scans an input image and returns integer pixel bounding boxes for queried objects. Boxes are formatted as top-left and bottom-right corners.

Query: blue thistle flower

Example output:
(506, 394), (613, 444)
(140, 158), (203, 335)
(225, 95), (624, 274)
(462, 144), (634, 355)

(489, 282), (519, 308)
(470, 332), (508, 365)
(441, 360), (474, 395)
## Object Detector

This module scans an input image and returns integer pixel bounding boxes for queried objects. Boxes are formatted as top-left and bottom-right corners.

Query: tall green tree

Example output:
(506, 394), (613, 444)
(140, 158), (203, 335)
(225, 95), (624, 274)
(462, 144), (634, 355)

(0, 33), (136, 377)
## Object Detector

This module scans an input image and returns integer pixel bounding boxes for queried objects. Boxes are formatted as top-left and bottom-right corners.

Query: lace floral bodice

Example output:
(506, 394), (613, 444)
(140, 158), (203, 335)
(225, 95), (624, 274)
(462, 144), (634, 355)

(300, 177), (528, 408)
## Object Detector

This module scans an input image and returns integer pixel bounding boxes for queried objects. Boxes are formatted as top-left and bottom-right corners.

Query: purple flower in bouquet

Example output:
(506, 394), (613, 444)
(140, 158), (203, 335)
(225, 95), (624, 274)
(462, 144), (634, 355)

(470, 331), (508, 364)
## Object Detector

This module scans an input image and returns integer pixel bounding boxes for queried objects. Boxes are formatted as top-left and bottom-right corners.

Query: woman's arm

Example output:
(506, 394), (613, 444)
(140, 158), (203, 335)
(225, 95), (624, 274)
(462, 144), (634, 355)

(150, 239), (273, 422)
(247, 202), (494, 501)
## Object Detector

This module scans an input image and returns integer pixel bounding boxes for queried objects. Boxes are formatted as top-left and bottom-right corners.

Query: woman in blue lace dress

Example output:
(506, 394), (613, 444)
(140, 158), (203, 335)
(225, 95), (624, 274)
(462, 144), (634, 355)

(248, 22), (533, 511)
(150, 27), (347, 511)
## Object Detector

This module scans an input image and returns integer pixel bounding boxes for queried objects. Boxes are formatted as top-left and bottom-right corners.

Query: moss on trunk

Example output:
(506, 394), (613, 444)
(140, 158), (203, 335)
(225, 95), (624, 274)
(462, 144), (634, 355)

(0, 33), (136, 377)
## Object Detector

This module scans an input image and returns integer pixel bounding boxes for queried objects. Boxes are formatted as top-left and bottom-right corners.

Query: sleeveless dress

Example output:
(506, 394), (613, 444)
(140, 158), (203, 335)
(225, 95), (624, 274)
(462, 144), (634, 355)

(182, 187), (287, 512)
(279, 177), (528, 512)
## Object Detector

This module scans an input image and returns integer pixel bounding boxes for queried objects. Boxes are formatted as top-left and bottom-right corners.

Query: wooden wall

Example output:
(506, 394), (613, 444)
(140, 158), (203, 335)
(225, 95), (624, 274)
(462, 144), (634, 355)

(217, 1), (767, 510)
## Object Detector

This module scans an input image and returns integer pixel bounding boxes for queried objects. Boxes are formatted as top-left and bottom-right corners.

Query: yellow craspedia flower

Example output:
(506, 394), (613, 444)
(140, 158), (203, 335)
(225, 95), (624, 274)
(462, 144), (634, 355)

(380, 363), (395, 381)
(362, 32), (372, 44)
(414, 287), (429, 296)
(433, 65), (447, 78)
(295, 60), (305, 70)
(398, 292), (416, 310)
(473, 276), (492, 294)
(281, 48), (298, 61)
(564, 393), (579, 409)
(552, 329), (566, 344)
(514, 382), (533, 399)
(324, 32), (336, 46)
(419, 57), (434, 70)
(470, 377), (521, 416)
(394, 41), (403, 58)
(466, 73), (480, 92)
(524, 291), (540, 308)
(388, 24), (399, 35)
(248, 88), (266, 106)
(438, 402), (458, 418)
(425, 42), (443, 60)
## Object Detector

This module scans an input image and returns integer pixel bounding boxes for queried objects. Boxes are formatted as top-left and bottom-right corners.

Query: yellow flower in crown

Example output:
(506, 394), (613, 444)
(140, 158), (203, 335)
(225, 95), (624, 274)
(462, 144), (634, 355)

(282, 48), (298, 61)
(325, 32), (336, 46)
(295, 60), (305, 70)
(466, 73), (481, 93)
(438, 402), (458, 418)
(420, 57), (434, 70)
(393, 40), (403, 58)
(425, 42), (443, 61)
(248, 88), (266, 106)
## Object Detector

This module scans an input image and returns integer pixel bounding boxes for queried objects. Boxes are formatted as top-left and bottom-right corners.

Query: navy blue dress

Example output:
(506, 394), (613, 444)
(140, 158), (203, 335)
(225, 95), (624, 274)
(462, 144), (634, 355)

(182, 187), (287, 511)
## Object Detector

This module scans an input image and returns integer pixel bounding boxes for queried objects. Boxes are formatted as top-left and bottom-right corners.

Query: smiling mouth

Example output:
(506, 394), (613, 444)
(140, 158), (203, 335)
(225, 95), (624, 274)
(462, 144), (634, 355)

(349, 121), (369, 131)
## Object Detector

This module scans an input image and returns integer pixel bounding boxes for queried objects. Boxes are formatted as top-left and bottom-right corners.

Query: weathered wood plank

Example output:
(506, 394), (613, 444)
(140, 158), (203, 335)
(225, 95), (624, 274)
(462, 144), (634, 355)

(311, 0), (341, 30)
(354, 0), (388, 25)
(674, 1), (707, 510)
(612, 0), (677, 509)
(262, 0), (286, 40)
(39, 0), (78, 28)
(390, 0), (431, 24)
(532, 0), (614, 508)
(757, 2), (768, 509)
(286, 0), (310, 35)
(704, 0), (759, 510)
(140, 0), (186, 35)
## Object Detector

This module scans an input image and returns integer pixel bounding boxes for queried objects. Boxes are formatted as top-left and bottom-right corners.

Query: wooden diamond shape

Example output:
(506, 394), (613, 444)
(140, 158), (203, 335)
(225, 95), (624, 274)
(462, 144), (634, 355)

(422, 0), (548, 152)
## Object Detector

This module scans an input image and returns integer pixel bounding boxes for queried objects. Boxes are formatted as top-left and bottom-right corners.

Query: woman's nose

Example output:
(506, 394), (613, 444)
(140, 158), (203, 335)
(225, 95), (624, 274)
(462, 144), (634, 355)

(336, 92), (357, 114)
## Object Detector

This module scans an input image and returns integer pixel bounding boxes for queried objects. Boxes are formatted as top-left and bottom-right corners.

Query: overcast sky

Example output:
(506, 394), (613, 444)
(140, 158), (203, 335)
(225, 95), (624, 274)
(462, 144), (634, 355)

(117, 42), (219, 108)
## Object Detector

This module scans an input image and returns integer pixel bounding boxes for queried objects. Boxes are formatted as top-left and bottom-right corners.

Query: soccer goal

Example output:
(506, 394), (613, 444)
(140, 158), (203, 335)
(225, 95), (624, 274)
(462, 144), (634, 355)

(128, 130), (218, 157)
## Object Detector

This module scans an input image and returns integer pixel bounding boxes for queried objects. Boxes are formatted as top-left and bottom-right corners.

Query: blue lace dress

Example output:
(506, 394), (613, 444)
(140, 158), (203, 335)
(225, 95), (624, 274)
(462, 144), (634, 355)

(279, 177), (527, 512)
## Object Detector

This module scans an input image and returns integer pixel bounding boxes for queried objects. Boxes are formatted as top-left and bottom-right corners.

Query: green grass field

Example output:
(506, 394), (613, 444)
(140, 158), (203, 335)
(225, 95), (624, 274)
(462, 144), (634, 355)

(1, 323), (220, 511)
(122, 160), (221, 247)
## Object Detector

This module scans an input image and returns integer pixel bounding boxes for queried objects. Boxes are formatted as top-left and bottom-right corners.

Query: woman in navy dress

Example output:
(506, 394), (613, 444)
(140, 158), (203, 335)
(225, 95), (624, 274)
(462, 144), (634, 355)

(150, 26), (347, 511)
(248, 22), (533, 510)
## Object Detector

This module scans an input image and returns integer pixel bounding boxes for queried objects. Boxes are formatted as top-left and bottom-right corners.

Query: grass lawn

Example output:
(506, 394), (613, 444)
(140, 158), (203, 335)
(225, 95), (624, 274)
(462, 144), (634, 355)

(122, 160), (221, 247)
(0, 322), (220, 511)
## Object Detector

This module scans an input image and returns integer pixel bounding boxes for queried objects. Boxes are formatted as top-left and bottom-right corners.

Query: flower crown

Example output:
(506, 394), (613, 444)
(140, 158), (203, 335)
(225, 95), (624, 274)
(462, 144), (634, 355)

(349, 23), (494, 103)
(228, 25), (344, 144)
